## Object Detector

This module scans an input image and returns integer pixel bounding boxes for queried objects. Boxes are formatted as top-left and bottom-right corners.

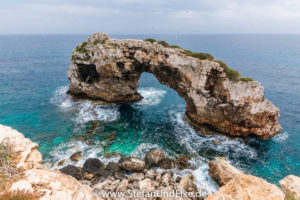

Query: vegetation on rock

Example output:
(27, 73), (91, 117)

(72, 41), (91, 61)
(240, 77), (254, 82)
(0, 190), (36, 200)
(184, 50), (214, 61)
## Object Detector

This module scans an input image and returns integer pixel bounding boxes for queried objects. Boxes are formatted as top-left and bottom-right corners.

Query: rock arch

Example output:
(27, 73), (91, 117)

(67, 33), (281, 139)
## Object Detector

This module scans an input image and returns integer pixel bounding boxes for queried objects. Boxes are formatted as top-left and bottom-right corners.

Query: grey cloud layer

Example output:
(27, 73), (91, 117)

(0, 0), (300, 34)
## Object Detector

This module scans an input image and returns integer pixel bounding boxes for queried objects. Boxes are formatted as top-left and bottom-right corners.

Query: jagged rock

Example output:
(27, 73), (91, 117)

(280, 175), (300, 200)
(10, 169), (93, 200)
(162, 172), (173, 187)
(0, 124), (43, 170)
(60, 165), (82, 180)
(139, 178), (154, 191)
(145, 149), (165, 166)
(145, 169), (158, 180)
(128, 173), (145, 182)
(82, 158), (105, 175)
(178, 174), (198, 193)
(207, 173), (285, 200)
(119, 157), (146, 172)
(177, 155), (194, 170)
(116, 179), (129, 192)
(208, 159), (242, 186)
(67, 33), (281, 139)
(158, 158), (177, 169)
(70, 151), (83, 162)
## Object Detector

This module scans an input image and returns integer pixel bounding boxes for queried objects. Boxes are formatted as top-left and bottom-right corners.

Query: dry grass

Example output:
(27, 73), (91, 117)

(0, 139), (22, 191)
(0, 190), (36, 200)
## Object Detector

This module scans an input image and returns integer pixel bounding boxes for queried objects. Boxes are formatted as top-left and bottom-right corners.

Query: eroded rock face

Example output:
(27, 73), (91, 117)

(207, 173), (285, 200)
(280, 175), (300, 200)
(10, 169), (93, 200)
(0, 124), (42, 170)
(68, 33), (281, 139)
(208, 158), (241, 186)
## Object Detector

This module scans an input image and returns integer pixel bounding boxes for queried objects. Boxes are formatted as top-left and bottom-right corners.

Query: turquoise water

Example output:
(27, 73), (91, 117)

(0, 34), (299, 191)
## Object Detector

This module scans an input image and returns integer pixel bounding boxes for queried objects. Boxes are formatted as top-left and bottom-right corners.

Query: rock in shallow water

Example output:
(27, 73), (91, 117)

(70, 151), (83, 162)
(145, 149), (165, 166)
(82, 158), (105, 175)
(59, 165), (82, 180)
(67, 32), (281, 139)
(119, 156), (146, 172)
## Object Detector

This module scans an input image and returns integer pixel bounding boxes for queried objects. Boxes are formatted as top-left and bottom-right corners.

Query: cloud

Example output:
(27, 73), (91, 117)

(0, 0), (300, 34)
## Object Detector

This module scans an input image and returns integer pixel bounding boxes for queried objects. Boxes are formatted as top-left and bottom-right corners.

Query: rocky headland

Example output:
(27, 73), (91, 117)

(67, 33), (281, 139)
(1, 125), (300, 200)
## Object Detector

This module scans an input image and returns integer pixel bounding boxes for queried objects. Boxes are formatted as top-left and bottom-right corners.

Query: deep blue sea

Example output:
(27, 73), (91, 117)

(0, 34), (299, 192)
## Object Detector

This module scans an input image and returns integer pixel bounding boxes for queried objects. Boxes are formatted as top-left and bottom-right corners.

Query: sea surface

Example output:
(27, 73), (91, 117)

(0, 34), (299, 192)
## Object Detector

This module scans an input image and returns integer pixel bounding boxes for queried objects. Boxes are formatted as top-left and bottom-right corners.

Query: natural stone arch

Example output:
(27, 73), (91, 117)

(67, 33), (281, 139)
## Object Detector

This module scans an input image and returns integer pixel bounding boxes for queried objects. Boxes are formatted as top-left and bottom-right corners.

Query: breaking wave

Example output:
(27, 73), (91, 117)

(135, 87), (166, 106)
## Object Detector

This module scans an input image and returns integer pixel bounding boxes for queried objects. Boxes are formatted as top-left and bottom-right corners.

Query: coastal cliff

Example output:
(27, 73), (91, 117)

(67, 33), (281, 139)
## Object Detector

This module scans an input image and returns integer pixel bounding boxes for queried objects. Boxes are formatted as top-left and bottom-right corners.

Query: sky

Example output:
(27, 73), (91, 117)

(1, 0), (300, 34)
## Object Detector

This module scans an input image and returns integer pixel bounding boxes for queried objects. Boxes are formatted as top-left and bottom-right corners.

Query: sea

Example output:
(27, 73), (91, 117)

(0, 34), (299, 193)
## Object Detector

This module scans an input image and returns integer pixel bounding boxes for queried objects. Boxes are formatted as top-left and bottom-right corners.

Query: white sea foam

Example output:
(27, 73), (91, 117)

(273, 131), (289, 142)
(135, 87), (166, 106)
(50, 86), (120, 124)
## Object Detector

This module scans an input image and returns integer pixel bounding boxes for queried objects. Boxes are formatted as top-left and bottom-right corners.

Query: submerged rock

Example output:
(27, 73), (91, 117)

(67, 33), (281, 139)
(70, 151), (83, 162)
(280, 175), (300, 200)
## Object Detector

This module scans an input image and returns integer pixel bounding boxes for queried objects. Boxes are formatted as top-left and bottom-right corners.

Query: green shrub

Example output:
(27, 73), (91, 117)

(145, 38), (156, 43)
(215, 60), (241, 81)
(0, 144), (12, 162)
(183, 50), (214, 61)
(75, 41), (88, 54)
(284, 192), (296, 200)
(240, 77), (253, 82)
(71, 55), (76, 61)
(168, 45), (182, 49)
(93, 39), (105, 45)
(157, 40), (169, 47)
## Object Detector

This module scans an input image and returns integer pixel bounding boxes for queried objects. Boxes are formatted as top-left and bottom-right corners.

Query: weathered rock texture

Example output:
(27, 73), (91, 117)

(68, 33), (281, 139)
(280, 175), (300, 200)
(208, 158), (241, 186)
(0, 124), (94, 200)
(0, 124), (42, 170)
(207, 173), (285, 200)
(207, 159), (285, 200)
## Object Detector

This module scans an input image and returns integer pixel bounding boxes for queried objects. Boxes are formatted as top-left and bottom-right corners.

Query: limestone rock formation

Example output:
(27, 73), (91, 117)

(67, 33), (281, 139)
(208, 158), (242, 186)
(0, 125), (94, 199)
(207, 173), (285, 200)
(10, 169), (94, 200)
(207, 159), (285, 200)
(0, 124), (42, 170)
(280, 175), (300, 200)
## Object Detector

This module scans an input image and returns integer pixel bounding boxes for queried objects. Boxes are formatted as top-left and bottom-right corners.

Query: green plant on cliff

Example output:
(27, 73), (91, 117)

(184, 50), (214, 61)
(215, 60), (241, 81)
(75, 41), (88, 54)
(145, 38), (156, 43)
(157, 40), (169, 47)
(93, 39), (105, 45)
(284, 192), (296, 200)
(240, 77), (254, 82)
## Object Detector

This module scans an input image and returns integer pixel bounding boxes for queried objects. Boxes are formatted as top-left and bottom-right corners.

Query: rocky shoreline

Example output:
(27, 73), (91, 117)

(1, 124), (300, 200)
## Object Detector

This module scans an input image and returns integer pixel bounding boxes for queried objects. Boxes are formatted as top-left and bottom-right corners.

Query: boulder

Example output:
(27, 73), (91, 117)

(279, 175), (300, 200)
(177, 174), (198, 193)
(139, 178), (154, 191)
(207, 173), (285, 200)
(57, 159), (66, 166)
(177, 155), (193, 170)
(208, 159), (241, 186)
(145, 149), (165, 166)
(70, 151), (83, 162)
(82, 158), (105, 175)
(158, 158), (177, 169)
(67, 33), (281, 139)
(59, 165), (82, 180)
(119, 157), (146, 172)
